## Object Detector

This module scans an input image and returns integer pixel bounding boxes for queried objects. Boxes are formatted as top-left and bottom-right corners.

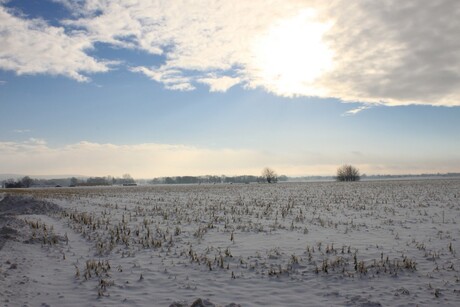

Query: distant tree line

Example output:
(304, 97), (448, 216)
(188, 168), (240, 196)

(150, 174), (288, 185)
(69, 174), (136, 186)
(2, 176), (34, 188)
(3, 169), (460, 189)
(1, 173), (292, 188)
(1, 174), (136, 188)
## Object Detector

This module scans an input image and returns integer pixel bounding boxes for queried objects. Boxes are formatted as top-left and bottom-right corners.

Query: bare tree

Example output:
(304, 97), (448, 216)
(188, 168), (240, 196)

(121, 173), (133, 183)
(70, 177), (79, 186)
(261, 167), (278, 183)
(336, 165), (360, 182)
(21, 176), (33, 188)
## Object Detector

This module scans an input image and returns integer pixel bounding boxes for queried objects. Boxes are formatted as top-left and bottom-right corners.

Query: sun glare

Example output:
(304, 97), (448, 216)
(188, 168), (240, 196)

(250, 10), (334, 96)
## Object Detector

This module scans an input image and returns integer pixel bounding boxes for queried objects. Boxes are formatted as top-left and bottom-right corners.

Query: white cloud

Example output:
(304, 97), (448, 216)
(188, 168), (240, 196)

(1, 0), (460, 106)
(0, 6), (112, 81)
(342, 105), (372, 116)
(197, 76), (241, 92)
(130, 66), (195, 91)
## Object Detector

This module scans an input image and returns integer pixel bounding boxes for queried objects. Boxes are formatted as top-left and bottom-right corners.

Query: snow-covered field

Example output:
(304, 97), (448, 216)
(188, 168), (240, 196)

(1, 179), (459, 306)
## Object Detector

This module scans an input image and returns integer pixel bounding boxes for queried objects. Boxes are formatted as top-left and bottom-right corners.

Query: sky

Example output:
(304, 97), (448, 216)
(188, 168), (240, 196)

(1, 0), (460, 178)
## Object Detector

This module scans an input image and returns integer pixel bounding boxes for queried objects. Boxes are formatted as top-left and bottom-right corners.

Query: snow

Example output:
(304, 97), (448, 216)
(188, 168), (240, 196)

(1, 180), (460, 306)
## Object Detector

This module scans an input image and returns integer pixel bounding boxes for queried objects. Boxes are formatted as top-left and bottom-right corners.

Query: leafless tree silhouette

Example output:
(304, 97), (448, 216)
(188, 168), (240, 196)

(262, 167), (278, 183)
(336, 165), (360, 181)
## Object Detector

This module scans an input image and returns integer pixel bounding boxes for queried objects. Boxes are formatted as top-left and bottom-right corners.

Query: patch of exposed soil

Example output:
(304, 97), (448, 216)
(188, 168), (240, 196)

(0, 195), (62, 250)
(0, 195), (62, 215)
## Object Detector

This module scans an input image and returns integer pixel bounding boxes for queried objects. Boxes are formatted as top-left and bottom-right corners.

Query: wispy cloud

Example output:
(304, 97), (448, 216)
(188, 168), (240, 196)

(0, 80), (6, 85)
(25, 138), (47, 145)
(13, 129), (31, 133)
(130, 66), (195, 91)
(1, 1), (460, 107)
(342, 105), (372, 116)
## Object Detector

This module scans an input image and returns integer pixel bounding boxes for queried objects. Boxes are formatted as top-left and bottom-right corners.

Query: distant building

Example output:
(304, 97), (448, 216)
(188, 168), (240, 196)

(123, 183), (137, 186)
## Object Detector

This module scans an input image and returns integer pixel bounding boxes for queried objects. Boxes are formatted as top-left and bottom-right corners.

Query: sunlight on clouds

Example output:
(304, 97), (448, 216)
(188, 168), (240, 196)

(0, 140), (458, 177)
(248, 9), (333, 97)
(342, 105), (372, 116)
(0, 140), (268, 177)
(1, 1), (460, 106)
(197, 76), (241, 92)
(130, 66), (195, 91)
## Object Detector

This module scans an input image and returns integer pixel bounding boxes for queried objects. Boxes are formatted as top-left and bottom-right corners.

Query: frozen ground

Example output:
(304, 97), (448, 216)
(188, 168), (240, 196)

(1, 179), (459, 306)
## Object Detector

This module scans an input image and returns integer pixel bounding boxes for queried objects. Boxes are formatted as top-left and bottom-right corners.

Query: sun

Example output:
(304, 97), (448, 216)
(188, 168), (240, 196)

(249, 9), (334, 97)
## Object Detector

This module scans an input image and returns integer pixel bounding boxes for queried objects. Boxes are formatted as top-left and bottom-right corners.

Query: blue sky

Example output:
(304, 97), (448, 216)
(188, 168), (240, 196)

(1, 0), (460, 177)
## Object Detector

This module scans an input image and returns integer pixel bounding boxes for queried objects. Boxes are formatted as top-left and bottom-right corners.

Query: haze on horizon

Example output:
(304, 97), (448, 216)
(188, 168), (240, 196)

(1, 0), (460, 178)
